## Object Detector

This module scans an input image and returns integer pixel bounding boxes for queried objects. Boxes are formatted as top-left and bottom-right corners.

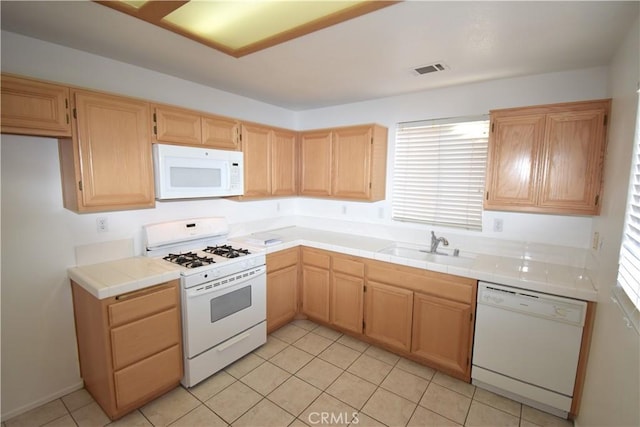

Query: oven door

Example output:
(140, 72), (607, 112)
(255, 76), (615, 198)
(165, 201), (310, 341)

(182, 266), (266, 358)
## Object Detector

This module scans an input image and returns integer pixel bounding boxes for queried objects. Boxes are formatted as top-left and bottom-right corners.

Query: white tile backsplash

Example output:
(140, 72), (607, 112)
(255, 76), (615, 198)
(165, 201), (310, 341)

(74, 238), (134, 266)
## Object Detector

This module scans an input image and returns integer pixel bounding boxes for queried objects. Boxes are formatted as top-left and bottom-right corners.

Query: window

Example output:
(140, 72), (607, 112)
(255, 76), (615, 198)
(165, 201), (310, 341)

(392, 117), (489, 230)
(616, 100), (640, 332)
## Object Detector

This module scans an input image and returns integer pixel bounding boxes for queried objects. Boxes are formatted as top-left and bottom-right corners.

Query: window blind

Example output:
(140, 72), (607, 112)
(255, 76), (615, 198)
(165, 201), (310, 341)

(617, 117), (640, 329)
(392, 117), (489, 230)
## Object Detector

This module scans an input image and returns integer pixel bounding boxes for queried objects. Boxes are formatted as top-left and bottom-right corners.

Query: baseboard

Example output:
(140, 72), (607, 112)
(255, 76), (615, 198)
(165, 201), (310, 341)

(1, 380), (84, 422)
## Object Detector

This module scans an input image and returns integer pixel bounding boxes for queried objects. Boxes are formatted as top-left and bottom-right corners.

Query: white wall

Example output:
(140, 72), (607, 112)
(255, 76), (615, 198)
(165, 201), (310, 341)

(294, 67), (610, 248)
(0, 29), (618, 419)
(578, 16), (640, 427)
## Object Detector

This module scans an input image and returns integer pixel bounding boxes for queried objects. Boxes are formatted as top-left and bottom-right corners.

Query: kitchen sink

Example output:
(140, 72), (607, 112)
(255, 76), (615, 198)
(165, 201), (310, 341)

(378, 243), (476, 267)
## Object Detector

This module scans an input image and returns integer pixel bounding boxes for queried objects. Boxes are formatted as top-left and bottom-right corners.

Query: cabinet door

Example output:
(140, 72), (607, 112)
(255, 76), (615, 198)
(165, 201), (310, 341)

(267, 265), (298, 333)
(538, 109), (606, 214)
(299, 131), (332, 197)
(202, 115), (240, 150)
(331, 272), (364, 334)
(331, 126), (372, 199)
(484, 114), (546, 210)
(271, 129), (297, 196)
(301, 265), (330, 323)
(1, 74), (71, 137)
(364, 281), (413, 352)
(154, 106), (201, 145)
(242, 124), (272, 197)
(73, 90), (155, 210)
(411, 292), (472, 379)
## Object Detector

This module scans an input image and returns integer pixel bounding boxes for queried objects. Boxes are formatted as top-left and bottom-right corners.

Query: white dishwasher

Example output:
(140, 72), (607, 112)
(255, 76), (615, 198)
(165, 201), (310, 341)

(472, 282), (587, 418)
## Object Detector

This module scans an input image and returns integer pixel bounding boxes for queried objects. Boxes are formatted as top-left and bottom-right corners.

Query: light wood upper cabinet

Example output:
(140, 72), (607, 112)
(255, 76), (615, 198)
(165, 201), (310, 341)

(71, 280), (182, 420)
(484, 114), (545, 208)
(153, 105), (201, 145)
(202, 115), (240, 149)
(1, 73), (71, 137)
(299, 130), (333, 197)
(59, 89), (155, 212)
(485, 99), (610, 215)
(271, 129), (298, 196)
(152, 104), (240, 150)
(266, 248), (299, 333)
(299, 124), (388, 201)
(539, 109), (608, 211)
(240, 124), (297, 198)
(242, 123), (272, 197)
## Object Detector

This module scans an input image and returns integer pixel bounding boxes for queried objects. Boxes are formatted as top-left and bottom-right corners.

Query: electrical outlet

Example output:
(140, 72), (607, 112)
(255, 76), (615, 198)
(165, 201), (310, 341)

(96, 217), (108, 233)
(592, 231), (600, 250)
(342, 205), (347, 215)
(493, 218), (504, 232)
(378, 207), (384, 219)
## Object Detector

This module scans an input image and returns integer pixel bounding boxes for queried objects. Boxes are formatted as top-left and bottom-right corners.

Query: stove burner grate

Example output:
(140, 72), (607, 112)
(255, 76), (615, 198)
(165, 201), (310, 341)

(203, 245), (251, 259)
(163, 252), (216, 268)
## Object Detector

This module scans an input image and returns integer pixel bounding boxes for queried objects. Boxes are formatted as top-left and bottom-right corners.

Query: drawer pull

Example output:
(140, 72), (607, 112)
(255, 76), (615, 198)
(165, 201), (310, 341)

(217, 331), (251, 352)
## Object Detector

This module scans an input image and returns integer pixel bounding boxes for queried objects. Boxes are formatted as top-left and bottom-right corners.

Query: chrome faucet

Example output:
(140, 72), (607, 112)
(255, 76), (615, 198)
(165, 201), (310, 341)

(430, 231), (449, 254)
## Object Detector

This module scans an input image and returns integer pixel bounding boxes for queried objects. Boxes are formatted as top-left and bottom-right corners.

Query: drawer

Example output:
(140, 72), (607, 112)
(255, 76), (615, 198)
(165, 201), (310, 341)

(111, 308), (181, 370)
(332, 256), (364, 277)
(113, 344), (182, 409)
(109, 283), (177, 327)
(302, 247), (330, 269)
(267, 248), (298, 272)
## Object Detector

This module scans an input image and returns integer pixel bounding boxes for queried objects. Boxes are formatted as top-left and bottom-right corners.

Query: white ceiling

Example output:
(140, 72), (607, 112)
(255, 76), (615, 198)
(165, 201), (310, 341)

(1, 1), (638, 111)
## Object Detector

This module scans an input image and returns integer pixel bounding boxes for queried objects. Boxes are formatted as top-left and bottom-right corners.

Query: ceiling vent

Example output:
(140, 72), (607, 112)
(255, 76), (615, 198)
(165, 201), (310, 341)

(414, 62), (448, 75)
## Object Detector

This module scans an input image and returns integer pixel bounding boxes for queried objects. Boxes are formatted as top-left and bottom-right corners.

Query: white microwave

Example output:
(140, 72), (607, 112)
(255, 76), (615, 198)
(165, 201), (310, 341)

(153, 144), (244, 200)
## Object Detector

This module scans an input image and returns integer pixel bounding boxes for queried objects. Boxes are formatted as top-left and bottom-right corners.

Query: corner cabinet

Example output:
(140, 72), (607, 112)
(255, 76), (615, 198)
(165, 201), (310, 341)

(71, 280), (183, 420)
(299, 124), (387, 201)
(266, 248), (299, 333)
(152, 104), (240, 150)
(240, 123), (297, 199)
(484, 99), (611, 215)
(58, 90), (155, 212)
(1, 73), (72, 137)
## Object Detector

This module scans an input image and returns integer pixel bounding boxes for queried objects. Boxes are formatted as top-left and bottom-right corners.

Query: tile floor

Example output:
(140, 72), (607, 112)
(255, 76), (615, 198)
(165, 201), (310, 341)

(3, 320), (574, 427)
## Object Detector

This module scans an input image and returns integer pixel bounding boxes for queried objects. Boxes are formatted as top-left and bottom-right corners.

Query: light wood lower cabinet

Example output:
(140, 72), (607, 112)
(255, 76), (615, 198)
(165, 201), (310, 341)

(411, 292), (473, 377)
(266, 248), (299, 333)
(330, 255), (365, 334)
(364, 281), (413, 352)
(271, 246), (477, 380)
(71, 280), (182, 420)
(301, 247), (331, 323)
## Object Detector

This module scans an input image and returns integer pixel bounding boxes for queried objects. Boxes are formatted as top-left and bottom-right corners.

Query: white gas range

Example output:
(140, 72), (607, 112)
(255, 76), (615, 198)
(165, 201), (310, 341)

(143, 217), (266, 388)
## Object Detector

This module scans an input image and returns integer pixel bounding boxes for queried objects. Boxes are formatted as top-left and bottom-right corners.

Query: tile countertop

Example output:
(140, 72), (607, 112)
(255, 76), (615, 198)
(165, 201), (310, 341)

(234, 226), (598, 302)
(68, 226), (597, 302)
(68, 256), (181, 299)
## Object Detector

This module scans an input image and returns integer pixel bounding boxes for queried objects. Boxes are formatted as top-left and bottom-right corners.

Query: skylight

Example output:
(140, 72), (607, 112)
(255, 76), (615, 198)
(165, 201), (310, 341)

(96, 0), (398, 57)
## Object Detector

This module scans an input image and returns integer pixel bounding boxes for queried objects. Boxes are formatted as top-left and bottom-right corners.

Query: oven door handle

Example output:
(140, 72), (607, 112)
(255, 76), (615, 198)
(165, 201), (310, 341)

(216, 330), (252, 352)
